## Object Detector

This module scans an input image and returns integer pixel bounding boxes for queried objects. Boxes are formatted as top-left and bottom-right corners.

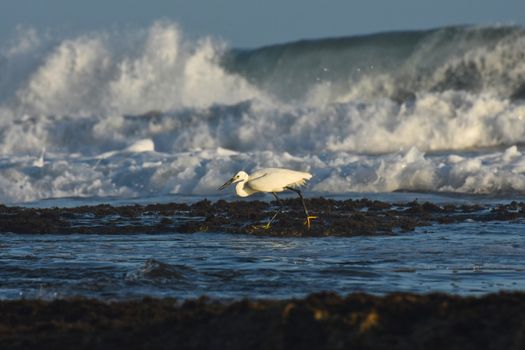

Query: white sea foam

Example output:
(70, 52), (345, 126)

(2, 145), (525, 203)
(1, 22), (525, 203)
(1, 22), (264, 119)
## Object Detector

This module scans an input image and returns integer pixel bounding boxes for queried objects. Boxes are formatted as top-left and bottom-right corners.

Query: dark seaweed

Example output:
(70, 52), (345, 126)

(0, 292), (524, 349)
(1, 198), (524, 236)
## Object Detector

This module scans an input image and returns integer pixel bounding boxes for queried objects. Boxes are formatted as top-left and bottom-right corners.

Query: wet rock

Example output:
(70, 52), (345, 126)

(0, 199), (524, 237)
(0, 292), (524, 350)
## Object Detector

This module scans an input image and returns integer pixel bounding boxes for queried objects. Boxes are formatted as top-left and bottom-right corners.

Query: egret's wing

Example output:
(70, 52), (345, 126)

(247, 168), (311, 192)
(245, 171), (273, 192)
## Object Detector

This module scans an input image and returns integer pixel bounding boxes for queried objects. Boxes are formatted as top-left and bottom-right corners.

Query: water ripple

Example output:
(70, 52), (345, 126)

(1, 221), (524, 300)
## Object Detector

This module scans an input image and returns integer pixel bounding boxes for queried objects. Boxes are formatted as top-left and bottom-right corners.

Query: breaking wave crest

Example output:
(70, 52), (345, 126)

(2, 22), (525, 202)
(225, 25), (525, 103)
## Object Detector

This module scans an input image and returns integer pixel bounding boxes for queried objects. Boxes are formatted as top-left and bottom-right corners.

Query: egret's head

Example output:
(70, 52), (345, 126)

(217, 171), (248, 191)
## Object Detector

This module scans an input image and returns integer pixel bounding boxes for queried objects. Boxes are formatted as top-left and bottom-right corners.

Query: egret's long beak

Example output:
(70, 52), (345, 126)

(217, 177), (234, 191)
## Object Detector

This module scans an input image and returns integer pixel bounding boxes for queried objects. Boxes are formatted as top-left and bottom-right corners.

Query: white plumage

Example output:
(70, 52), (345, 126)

(218, 167), (316, 228)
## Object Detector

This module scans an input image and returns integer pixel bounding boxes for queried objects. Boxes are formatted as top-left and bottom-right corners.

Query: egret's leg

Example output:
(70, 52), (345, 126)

(285, 187), (317, 229)
(262, 192), (283, 229)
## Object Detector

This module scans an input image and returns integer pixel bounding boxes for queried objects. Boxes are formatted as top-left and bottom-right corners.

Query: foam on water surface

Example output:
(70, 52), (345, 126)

(2, 22), (525, 203)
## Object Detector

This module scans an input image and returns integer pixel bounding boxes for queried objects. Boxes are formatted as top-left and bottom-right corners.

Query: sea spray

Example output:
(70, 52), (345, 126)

(2, 22), (525, 203)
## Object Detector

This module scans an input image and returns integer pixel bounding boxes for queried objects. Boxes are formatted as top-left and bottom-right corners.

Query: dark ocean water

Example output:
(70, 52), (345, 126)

(1, 195), (524, 301)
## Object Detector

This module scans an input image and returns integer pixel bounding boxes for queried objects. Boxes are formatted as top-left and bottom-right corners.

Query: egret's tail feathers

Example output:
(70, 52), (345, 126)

(290, 176), (311, 188)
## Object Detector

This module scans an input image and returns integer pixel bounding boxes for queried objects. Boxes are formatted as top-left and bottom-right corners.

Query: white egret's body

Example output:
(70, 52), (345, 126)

(218, 168), (316, 228)
(232, 168), (312, 197)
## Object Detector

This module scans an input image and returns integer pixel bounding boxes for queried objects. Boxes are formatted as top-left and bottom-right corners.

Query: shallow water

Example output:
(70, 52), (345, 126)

(1, 218), (524, 300)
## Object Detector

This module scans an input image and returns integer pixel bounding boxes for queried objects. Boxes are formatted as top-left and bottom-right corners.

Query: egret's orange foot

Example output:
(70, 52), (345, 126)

(252, 223), (272, 230)
(304, 216), (318, 229)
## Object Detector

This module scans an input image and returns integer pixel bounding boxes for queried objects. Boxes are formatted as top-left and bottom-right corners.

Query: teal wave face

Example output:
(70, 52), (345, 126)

(223, 26), (525, 102)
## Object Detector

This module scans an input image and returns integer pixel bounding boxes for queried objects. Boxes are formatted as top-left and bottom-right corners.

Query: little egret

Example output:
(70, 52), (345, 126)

(217, 168), (317, 229)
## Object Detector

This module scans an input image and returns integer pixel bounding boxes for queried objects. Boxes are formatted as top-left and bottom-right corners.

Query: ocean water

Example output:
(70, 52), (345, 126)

(1, 23), (525, 202)
(1, 219), (524, 300)
(1, 22), (525, 300)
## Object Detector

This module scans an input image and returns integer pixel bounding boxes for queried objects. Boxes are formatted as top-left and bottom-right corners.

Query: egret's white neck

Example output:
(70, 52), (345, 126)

(235, 180), (255, 197)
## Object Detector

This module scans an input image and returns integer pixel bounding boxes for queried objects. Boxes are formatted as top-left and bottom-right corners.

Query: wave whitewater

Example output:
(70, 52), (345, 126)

(1, 22), (525, 203)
